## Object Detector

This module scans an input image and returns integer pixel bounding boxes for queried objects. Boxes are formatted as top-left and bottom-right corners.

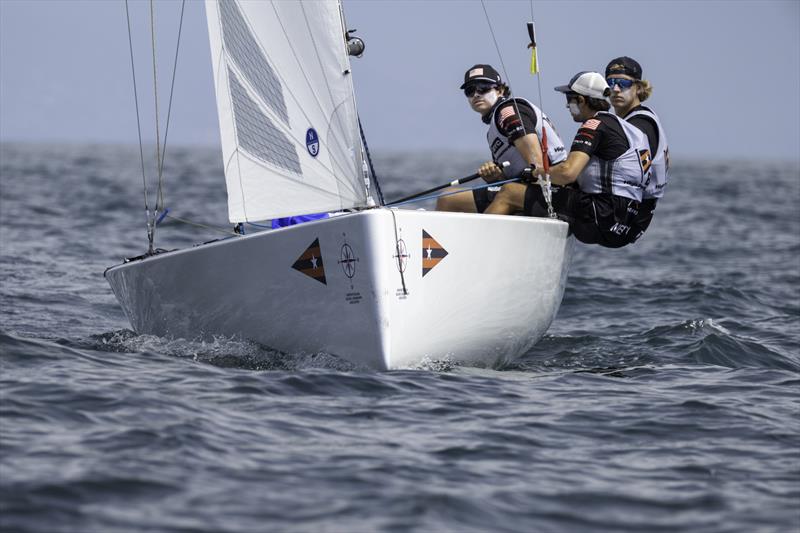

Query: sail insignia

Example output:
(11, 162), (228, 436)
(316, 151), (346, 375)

(206, 0), (368, 222)
(306, 128), (320, 157)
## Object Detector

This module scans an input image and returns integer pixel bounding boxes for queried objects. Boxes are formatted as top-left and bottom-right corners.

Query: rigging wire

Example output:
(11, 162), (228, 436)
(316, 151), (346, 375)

(124, 0), (189, 251)
(216, 1), (372, 214)
(529, 2), (547, 128)
(527, 1), (556, 218)
(231, 2), (364, 201)
(358, 116), (385, 206)
(479, 0), (556, 218)
(124, 1), (372, 241)
(124, 0), (154, 255)
(478, 0), (529, 141)
(162, 214), (237, 235)
(337, 1), (378, 206)
(149, 0), (163, 226)
(155, 0), (187, 213)
(298, 2), (362, 201)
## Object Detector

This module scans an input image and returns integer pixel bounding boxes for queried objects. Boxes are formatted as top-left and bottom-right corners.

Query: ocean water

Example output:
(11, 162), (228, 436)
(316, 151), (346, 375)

(0, 142), (798, 533)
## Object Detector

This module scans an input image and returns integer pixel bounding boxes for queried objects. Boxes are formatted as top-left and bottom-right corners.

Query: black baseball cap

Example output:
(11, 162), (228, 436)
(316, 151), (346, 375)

(460, 64), (502, 89)
(605, 56), (642, 80)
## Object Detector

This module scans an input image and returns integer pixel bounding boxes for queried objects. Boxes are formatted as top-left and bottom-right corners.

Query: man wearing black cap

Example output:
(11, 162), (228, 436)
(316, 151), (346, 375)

(437, 64), (567, 215)
(605, 56), (669, 240)
(528, 71), (651, 248)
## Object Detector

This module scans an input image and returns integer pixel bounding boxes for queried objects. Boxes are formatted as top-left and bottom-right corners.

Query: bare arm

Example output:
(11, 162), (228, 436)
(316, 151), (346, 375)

(479, 133), (543, 182)
(512, 133), (544, 169)
(538, 151), (590, 185)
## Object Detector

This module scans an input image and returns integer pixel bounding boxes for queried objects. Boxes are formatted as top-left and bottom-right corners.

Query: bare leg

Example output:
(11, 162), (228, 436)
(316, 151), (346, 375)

(436, 191), (478, 213)
(485, 183), (527, 215)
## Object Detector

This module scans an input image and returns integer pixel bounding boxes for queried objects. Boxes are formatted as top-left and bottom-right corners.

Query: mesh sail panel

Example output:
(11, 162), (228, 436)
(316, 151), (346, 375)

(228, 69), (301, 174)
(219, 0), (289, 125)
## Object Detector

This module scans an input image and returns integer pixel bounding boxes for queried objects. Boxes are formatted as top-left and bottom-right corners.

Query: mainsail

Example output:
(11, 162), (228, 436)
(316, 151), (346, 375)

(205, 0), (367, 222)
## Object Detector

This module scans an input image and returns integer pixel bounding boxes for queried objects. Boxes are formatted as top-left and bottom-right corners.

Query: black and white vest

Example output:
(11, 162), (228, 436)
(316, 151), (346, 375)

(486, 97), (567, 179)
(577, 112), (651, 202)
(626, 106), (669, 200)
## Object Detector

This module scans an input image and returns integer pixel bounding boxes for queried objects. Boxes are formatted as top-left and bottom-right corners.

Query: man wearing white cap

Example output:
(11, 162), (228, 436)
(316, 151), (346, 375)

(527, 71), (652, 248)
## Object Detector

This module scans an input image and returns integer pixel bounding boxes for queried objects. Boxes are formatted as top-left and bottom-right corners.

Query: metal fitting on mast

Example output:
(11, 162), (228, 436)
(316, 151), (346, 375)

(346, 29), (365, 57)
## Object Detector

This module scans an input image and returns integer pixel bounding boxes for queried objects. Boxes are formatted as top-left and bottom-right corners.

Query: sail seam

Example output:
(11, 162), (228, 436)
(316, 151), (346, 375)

(219, 0), (289, 124)
(299, 1), (349, 209)
(233, 150), (355, 201)
(227, 57), (354, 197)
(210, 0), (368, 221)
(269, 1), (355, 173)
(215, 1), (248, 222)
(225, 62), (359, 197)
(226, 0), (357, 195)
(228, 68), (301, 174)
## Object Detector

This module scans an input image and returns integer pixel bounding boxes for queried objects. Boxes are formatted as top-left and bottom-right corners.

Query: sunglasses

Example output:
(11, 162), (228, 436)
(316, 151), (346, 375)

(464, 84), (496, 98)
(606, 77), (635, 90)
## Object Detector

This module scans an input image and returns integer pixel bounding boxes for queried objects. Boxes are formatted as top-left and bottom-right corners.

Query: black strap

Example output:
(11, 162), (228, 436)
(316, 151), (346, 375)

(600, 159), (614, 195)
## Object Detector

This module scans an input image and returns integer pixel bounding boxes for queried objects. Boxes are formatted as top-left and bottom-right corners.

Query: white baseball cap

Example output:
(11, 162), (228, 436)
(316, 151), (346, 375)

(554, 71), (610, 99)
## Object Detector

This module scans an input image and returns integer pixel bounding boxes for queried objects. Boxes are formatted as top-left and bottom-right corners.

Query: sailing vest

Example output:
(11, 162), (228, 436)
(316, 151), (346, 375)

(577, 112), (650, 202)
(486, 98), (567, 179)
(626, 106), (669, 200)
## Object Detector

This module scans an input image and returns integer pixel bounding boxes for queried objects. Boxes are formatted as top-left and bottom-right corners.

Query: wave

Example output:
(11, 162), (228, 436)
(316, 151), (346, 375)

(512, 317), (800, 373)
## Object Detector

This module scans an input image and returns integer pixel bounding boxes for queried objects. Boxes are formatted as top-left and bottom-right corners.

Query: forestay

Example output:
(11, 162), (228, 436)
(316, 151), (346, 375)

(205, 0), (367, 222)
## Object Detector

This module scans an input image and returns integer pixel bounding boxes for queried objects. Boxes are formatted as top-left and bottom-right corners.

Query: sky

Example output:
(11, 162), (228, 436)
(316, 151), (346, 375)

(1, 0), (799, 162)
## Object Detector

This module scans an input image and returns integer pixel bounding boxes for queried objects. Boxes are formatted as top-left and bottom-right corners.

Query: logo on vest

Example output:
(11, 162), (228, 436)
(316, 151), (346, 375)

(490, 137), (503, 155)
(637, 148), (652, 174)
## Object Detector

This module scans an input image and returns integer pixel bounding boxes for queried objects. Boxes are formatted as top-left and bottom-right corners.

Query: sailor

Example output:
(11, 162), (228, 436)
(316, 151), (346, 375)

(436, 64), (567, 215)
(528, 71), (651, 248)
(606, 56), (669, 240)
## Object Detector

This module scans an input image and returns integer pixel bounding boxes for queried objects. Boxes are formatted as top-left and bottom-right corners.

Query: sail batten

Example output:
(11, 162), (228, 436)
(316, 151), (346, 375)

(206, 0), (367, 223)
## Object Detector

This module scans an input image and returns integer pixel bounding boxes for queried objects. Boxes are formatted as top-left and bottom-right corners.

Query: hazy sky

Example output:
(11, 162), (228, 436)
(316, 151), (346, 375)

(1, 0), (798, 161)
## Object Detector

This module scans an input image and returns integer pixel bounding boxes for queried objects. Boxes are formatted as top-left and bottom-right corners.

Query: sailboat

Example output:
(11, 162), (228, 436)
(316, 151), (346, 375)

(105, 0), (573, 370)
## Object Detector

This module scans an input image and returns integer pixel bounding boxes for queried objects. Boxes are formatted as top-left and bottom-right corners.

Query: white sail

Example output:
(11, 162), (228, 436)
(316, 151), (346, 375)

(205, 0), (367, 222)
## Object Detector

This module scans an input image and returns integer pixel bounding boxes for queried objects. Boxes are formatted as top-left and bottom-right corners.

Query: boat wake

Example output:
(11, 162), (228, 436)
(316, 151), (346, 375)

(400, 355), (458, 373)
(61, 310), (800, 377)
(86, 330), (364, 372)
(84, 331), (468, 373)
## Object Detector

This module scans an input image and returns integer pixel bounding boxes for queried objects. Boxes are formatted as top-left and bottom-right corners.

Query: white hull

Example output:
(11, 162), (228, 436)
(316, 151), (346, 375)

(105, 209), (572, 370)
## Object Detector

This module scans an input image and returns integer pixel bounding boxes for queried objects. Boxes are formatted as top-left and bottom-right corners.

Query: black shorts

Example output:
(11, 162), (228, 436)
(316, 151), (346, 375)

(630, 198), (657, 242)
(473, 186), (501, 213)
(524, 184), (643, 248)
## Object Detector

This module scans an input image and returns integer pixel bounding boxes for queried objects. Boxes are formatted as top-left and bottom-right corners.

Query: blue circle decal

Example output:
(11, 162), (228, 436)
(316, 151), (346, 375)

(306, 128), (320, 157)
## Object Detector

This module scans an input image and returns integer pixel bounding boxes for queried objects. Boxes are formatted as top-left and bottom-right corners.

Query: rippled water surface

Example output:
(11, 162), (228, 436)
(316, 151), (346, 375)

(1, 143), (799, 532)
